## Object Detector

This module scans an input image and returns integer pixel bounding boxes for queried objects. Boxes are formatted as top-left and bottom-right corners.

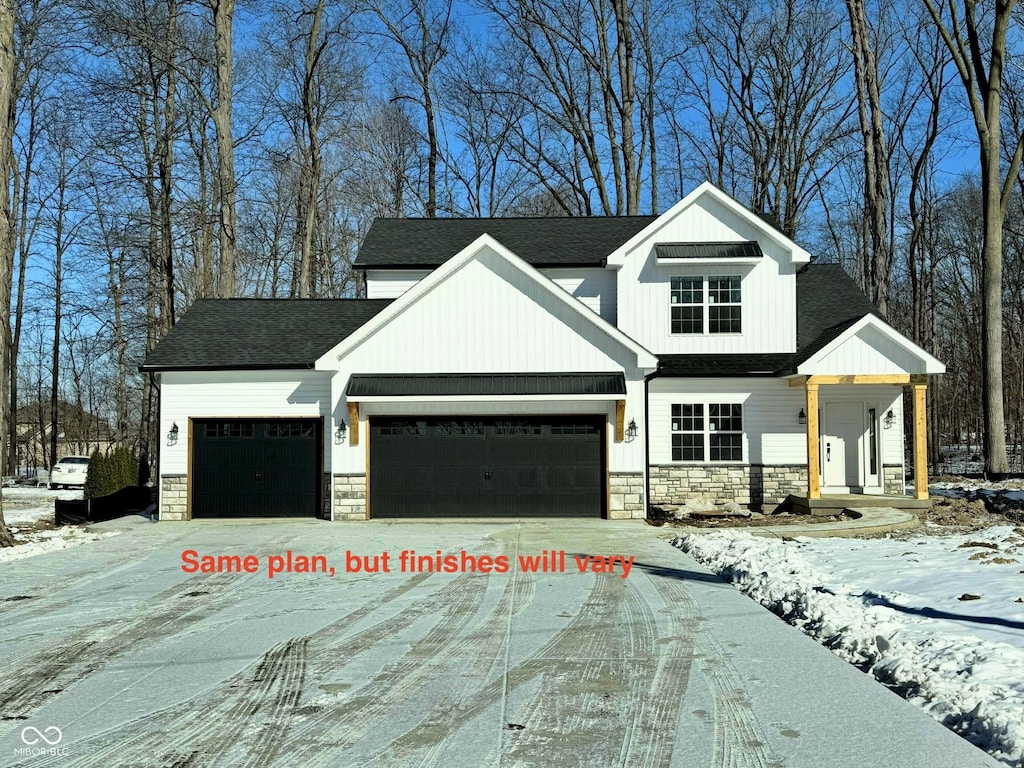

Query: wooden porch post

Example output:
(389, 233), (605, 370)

(911, 382), (928, 499)
(805, 382), (820, 499)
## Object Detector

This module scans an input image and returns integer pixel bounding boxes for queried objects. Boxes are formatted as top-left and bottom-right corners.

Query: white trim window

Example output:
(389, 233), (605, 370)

(670, 275), (742, 334)
(671, 403), (743, 462)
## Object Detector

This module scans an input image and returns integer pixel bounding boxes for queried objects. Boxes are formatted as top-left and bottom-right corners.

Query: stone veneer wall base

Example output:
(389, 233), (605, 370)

(649, 464), (808, 512)
(160, 475), (188, 521)
(333, 474), (367, 521)
(608, 472), (644, 520)
(883, 464), (905, 496)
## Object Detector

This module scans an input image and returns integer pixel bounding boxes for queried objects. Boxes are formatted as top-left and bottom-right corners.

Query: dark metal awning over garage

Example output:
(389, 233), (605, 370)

(345, 373), (627, 397)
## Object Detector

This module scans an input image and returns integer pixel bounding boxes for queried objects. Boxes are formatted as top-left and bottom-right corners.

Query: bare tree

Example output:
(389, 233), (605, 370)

(681, 0), (856, 237)
(0, 0), (17, 547)
(845, 0), (893, 317)
(209, 0), (237, 296)
(918, 0), (1021, 477)
(366, 0), (453, 218)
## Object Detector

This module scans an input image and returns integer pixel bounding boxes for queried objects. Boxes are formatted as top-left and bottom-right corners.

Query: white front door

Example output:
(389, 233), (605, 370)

(822, 402), (864, 490)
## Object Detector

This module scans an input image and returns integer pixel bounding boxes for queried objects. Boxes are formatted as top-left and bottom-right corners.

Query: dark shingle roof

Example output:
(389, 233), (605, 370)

(346, 373), (626, 397)
(140, 299), (393, 371)
(657, 263), (878, 377)
(355, 216), (658, 269)
(654, 242), (762, 260)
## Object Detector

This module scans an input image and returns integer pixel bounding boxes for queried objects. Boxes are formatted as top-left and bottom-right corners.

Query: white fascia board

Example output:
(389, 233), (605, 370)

(797, 314), (946, 374)
(315, 233), (659, 371)
(606, 181), (812, 267)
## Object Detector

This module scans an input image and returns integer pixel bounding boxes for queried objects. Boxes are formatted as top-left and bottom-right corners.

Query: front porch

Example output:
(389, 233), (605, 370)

(791, 373), (932, 503)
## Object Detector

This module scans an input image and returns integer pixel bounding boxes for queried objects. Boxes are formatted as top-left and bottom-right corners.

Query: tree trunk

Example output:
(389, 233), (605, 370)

(0, 0), (16, 547)
(211, 0), (237, 296)
(845, 0), (890, 318)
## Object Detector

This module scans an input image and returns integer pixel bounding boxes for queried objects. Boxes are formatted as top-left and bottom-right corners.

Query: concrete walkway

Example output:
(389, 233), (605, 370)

(0, 518), (997, 767)
(674, 506), (921, 538)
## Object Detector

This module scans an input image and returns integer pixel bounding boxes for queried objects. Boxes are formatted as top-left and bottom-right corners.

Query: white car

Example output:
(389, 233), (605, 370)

(50, 456), (91, 489)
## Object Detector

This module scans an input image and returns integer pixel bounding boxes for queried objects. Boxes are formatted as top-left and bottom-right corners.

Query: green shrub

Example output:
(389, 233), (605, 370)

(83, 446), (139, 499)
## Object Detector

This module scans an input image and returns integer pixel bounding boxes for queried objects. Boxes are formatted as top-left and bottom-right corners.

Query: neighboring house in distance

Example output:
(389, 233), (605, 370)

(15, 400), (117, 473)
(141, 182), (944, 522)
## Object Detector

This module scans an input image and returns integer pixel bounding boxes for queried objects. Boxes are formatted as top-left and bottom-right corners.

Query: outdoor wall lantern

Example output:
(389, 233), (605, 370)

(625, 419), (638, 443)
(167, 422), (179, 446)
(884, 409), (895, 429)
(798, 408), (807, 425)
(335, 421), (347, 444)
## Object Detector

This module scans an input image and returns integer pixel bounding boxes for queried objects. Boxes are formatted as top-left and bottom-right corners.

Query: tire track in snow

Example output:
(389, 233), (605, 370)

(647, 572), (780, 768)
(361, 568), (537, 767)
(29, 569), (440, 768)
(0, 534), (297, 736)
(500, 575), (656, 766)
(281, 570), (492, 766)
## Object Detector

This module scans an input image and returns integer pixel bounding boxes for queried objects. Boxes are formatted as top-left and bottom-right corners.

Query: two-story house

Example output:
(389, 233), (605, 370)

(142, 183), (944, 521)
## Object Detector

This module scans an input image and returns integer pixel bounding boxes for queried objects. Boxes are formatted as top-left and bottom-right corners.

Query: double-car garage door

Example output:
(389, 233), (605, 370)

(189, 415), (605, 519)
(369, 416), (605, 518)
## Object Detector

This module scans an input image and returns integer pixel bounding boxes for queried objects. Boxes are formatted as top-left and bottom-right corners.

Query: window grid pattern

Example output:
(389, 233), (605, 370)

(670, 277), (703, 334)
(266, 421), (316, 438)
(205, 422), (254, 438)
(670, 275), (742, 334)
(671, 404), (705, 461)
(671, 403), (743, 462)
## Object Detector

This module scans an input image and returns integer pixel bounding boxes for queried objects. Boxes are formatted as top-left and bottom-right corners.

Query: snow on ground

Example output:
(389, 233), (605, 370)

(673, 523), (1024, 766)
(1, 485), (121, 563)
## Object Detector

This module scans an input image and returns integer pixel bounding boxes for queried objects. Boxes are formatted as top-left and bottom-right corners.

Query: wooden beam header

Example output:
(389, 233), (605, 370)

(789, 374), (928, 387)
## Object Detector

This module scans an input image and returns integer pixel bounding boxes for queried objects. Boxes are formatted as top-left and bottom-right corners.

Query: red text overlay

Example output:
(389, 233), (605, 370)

(180, 549), (634, 579)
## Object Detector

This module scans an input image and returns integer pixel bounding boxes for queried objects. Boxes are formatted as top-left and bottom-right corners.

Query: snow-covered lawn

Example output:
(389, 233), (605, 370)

(673, 505), (1024, 766)
(0, 485), (121, 563)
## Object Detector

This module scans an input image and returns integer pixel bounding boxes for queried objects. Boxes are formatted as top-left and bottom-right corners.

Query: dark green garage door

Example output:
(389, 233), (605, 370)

(192, 419), (322, 518)
(370, 416), (604, 518)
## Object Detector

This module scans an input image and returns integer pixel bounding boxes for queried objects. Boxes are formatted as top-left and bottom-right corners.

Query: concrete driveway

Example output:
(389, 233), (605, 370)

(0, 518), (1000, 768)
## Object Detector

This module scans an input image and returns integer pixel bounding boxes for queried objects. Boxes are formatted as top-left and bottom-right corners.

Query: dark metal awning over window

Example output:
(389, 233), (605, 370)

(654, 241), (763, 260)
(345, 373), (626, 397)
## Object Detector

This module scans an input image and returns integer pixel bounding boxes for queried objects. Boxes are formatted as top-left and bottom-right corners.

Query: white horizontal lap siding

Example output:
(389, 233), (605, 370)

(364, 270), (431, 298)
(617, 197), (797, 354)
(649, 378), (805, 465)
(541, 268), (618, 324)
(342, 251), (628, 373)
(159, 370), (332, 475)
(812, 326), (923, 375)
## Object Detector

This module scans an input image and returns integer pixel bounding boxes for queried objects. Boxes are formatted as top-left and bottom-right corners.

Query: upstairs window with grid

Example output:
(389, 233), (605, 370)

(670, 275), (742, 334)
(670, 277), (703, 334)
(708, 276), (742, 333)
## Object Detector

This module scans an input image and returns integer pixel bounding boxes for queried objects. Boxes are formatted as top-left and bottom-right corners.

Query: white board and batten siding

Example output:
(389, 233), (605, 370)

(616, 195), (798, 355)
(159, 370), (333, 475)
(649, 378), (903, 466)
(342, 251), (636, 374)
(540, 268), (617, 324)
(365, 266), (618, 324)
(808, 325), (927, 375)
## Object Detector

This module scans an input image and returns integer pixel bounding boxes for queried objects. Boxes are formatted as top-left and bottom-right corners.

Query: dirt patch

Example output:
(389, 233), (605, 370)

(923, 497), (1006, 532)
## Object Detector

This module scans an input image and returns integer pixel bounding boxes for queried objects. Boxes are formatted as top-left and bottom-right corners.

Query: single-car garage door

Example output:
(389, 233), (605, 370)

(369, 416), (604, 518)
(192, 418), (322, 518)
